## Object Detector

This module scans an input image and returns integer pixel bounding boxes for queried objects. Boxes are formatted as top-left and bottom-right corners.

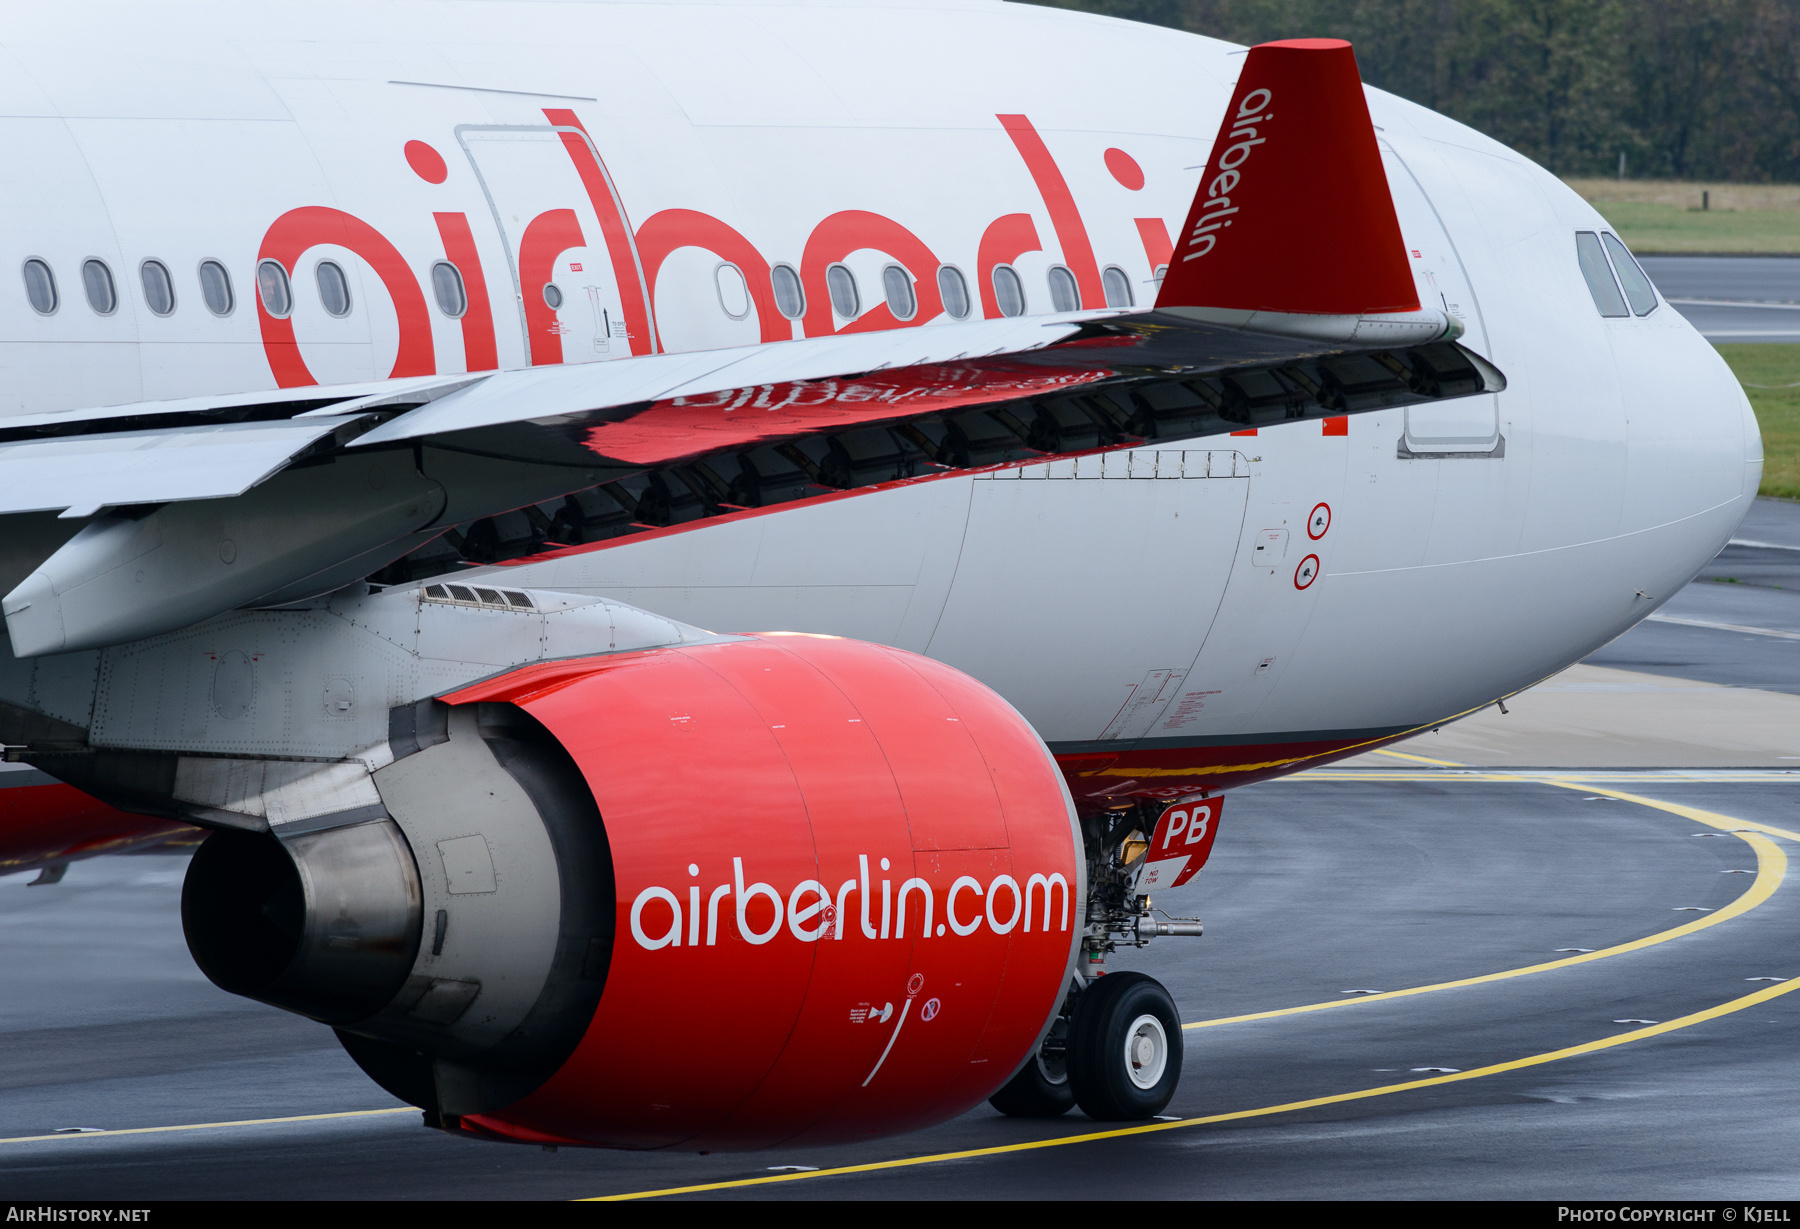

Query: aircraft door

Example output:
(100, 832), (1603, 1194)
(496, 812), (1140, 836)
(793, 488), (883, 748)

(1381, 145), (1501, 455)
(456, 125), (652, 366)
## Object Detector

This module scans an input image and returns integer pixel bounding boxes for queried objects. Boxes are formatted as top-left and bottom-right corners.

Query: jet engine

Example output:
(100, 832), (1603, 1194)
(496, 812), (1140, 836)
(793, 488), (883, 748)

(180, 633), (1083, 1149)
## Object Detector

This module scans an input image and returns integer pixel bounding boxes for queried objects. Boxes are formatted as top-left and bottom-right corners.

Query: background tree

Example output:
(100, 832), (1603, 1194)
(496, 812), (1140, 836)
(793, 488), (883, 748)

(1031, 0), (1800, 181)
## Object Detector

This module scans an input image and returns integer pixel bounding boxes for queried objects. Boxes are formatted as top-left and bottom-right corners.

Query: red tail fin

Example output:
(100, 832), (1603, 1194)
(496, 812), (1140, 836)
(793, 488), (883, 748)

(1157, 39), (1418, 316)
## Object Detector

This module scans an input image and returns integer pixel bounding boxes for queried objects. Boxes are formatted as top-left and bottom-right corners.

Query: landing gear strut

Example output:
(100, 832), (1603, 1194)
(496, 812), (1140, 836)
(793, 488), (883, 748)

(991, 798), (1205, 1121)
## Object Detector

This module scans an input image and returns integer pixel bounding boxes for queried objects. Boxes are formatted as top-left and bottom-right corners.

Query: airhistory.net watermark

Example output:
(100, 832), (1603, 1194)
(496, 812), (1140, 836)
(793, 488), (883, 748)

(5, 1210), (151, 1223)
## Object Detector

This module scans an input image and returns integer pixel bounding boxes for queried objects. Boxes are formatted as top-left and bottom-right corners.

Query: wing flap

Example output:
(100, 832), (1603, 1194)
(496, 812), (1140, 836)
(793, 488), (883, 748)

(0, 415), (367, 517)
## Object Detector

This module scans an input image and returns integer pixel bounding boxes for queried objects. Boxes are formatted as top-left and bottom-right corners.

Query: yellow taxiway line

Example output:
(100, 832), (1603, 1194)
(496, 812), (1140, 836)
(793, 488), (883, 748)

(1185, 782), (1788, 1029)
(589, 973), (1800, 1201)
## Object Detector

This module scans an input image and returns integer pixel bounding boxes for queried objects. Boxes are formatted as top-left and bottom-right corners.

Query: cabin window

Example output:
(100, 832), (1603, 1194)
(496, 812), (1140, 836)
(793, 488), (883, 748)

(83, 259), (117, 315)
(22, 259), (56, 315)
(992, 265), (1026, 318)
(771, 264), (804, 318)
(827, 263), (859, 318)
(1102, 266), (1134, 308)
(431, 261), (466, 318)
(1047, 265), (1080, 312)
(882, 265), (916, 320)
(543, 282), (563, 309)
(198, 260), (233, 316)
(938, 265), (970, 319)
(1601, 233), (1658, 317)
(316, 260), (352, 317)
(257, 260), (292, 318)
(715, 262), (751, 319)
(1575, 231), (1628, 318)
(140, 260), (175, 316)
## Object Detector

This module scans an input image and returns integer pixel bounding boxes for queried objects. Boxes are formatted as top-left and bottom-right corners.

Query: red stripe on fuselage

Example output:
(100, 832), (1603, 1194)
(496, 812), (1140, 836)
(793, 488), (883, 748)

(433, 212), (500, 371)
(1053, 731), (1417, 814)
(998, 115), (1105, 309)
(543, 109), (657, 356)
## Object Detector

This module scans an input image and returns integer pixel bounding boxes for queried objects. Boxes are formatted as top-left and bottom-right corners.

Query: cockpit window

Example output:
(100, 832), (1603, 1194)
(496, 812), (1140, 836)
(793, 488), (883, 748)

(1601, 232), (1658, 317)
(1575, 231), (1628, 318)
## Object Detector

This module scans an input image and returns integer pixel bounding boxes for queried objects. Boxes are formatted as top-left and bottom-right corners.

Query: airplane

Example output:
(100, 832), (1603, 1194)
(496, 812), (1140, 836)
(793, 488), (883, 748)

(0, 1), (1758, 1151)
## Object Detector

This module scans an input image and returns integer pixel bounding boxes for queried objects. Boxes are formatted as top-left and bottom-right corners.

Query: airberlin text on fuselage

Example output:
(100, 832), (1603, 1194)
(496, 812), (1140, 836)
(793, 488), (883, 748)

(629, 856), (1072, 952)
(1181, 87), (1271, 263)
(255, 109), (1166, 387)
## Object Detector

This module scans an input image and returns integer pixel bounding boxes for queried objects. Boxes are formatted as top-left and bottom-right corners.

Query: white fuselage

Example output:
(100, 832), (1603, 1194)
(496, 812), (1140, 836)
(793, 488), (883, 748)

(0, 1), (1761, 786)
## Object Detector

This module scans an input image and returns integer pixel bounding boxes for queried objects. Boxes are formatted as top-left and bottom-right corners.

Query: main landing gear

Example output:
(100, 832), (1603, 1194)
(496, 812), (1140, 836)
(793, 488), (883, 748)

(987, 1014), (1074, 1117)
(991, 800), (1203, 1121)
(1065, 971), (1181, 1119)
(989, 972), (1184, 1120)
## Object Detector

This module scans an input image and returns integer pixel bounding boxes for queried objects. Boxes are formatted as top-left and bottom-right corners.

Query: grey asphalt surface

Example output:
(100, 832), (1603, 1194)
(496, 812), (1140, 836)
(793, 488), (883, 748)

(2, 331), (1797, 1201)
(1642, 255), (1800, 341)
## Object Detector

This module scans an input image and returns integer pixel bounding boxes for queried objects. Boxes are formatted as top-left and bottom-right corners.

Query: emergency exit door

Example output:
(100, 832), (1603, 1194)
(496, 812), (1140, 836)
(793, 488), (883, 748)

(456, 124), (654, 365)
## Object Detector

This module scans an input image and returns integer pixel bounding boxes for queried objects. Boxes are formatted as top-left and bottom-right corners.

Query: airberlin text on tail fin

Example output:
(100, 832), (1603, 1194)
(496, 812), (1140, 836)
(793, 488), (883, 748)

(1155, 38), (1458, 346)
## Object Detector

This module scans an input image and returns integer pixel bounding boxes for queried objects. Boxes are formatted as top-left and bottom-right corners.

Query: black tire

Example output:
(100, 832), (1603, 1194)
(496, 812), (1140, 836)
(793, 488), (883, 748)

(1066, 971), (1182, 1120)
(989, 1018), (1074, 1117)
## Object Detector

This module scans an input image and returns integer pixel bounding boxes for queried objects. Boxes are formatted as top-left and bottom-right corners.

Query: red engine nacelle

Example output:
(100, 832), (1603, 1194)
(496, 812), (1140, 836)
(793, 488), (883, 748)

(182, 633), (1082, 1150)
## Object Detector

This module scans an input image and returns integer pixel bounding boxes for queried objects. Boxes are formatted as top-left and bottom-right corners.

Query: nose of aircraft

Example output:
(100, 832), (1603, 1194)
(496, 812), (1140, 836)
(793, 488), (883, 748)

(1736, 363), (1766, 501)
(1612, 304), (1760, 596)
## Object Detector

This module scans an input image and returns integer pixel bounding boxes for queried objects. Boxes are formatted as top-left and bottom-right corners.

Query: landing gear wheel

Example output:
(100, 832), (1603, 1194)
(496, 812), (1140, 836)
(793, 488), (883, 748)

(1066, 971), (1182, 1120)
(989, 1017), (1073, 1117)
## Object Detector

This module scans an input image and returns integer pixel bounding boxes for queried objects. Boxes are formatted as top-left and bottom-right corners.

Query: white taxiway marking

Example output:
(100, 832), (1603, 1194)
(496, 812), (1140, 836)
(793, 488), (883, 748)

(1645, 614), (1800, 641)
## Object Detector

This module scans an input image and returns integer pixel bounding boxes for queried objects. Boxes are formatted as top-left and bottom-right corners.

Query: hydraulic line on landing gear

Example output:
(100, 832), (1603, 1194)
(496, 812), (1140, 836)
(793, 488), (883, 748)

(1078, 801), (1205, 979)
